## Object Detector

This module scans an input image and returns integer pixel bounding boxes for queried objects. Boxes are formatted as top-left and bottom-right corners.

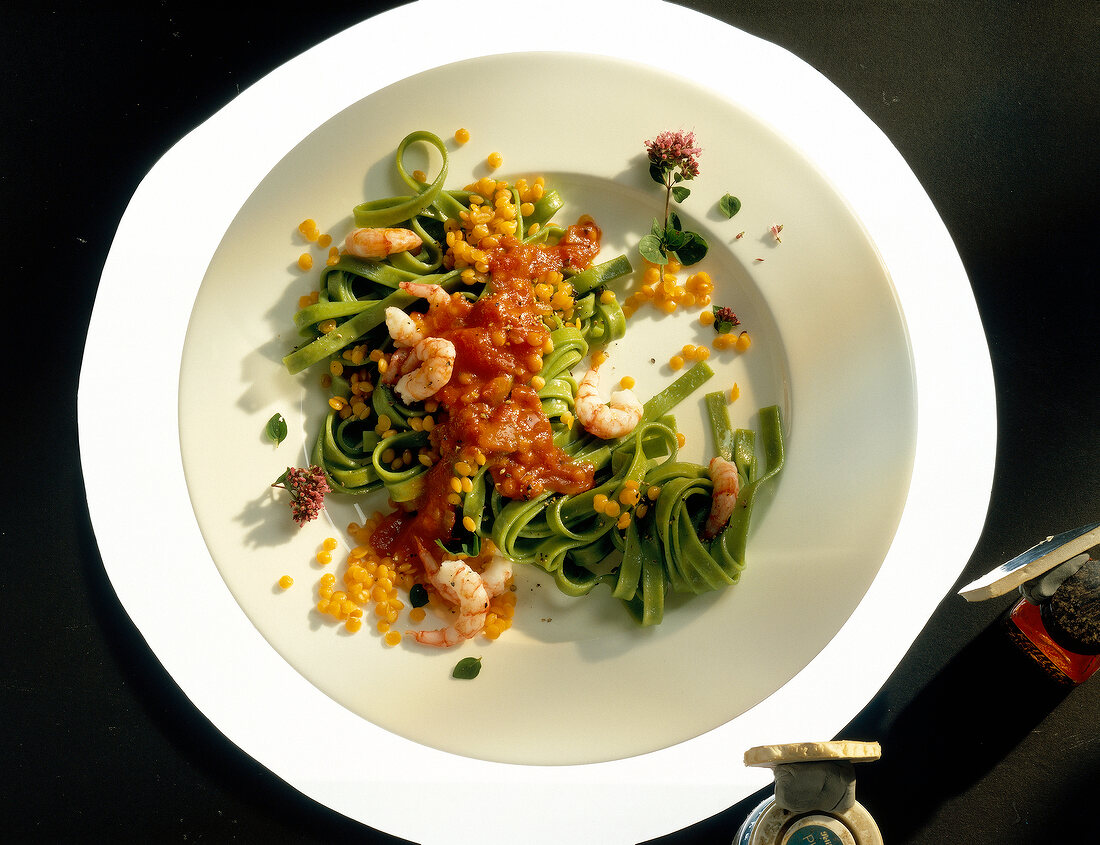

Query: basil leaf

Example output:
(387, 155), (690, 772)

(672, 186), (691, 203)
(719, 193), (741, 218)
(266, 412), (288, 447)
(638, 234), (667, 265)
(452, 656), (482, 680)
(408, 583), (429, 608)
(674, 231), (709, 266)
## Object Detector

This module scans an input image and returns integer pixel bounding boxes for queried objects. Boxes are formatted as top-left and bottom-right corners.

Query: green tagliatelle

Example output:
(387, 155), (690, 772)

(283, 129), (784, 626)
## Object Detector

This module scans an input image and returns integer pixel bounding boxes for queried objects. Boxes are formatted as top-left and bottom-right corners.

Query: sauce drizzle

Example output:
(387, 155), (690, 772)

(370, 220), (601, 566)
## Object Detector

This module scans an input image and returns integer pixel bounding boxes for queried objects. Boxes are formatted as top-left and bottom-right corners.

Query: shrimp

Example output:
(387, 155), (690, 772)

(479, 548), (514, 599)
(379, 346), (412, 385)
(394, 336), (455, 404)
(411, 544), (491, 648)
(574, 361), (644, 439)
(703, 455), (741, 539)
(399, 280), (451, 311)
(384, 306), (425, 348)
(344, 227), (422, 260)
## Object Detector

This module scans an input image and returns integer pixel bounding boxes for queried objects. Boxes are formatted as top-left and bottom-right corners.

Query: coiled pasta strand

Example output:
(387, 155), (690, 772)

(282, 129), (783, 628)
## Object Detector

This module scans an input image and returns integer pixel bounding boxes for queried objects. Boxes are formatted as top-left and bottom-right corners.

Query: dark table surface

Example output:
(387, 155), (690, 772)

(4, 2), (1097, 842)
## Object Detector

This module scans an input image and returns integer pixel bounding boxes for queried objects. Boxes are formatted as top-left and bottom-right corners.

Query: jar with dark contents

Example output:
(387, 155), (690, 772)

(1006, 552), (1100, 685)
(959, 522), (1100, 686)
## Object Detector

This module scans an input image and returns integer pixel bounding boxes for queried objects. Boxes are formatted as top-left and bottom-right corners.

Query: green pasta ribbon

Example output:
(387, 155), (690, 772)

(281, 129), (785, 628)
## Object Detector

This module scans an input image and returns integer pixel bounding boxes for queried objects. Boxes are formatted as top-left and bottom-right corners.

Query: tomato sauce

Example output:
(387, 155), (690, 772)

(369, 220), (601, 566)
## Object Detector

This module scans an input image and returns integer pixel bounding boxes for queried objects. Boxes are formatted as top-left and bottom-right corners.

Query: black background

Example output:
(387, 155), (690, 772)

(3, 2), (1097, 843)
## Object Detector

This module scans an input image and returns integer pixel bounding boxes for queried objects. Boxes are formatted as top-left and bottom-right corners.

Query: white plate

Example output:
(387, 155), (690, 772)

(79, 2), (995, 842)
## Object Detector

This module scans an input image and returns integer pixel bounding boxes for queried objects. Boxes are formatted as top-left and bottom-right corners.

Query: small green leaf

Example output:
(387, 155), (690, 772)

(638, 234), (667, 265)
(668, 211), (683, 232)
(672, 186), (691, 203)
(718, 194), (741, 218)
(648, 162), (667, 186)
(664, 226), (688, 250)
(650, 217), (665, 237)
(408, 583), (429, 608)
(271, 468), (290, 488)
(674, 231), (709, 266)
(266, 413), (288, 447)
(452, 656), (482, 680)
(436, 530), (480, 558)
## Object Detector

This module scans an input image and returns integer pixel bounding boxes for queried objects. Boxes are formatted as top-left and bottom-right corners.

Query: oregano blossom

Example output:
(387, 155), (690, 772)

(645, 130), (702, 180)
(272, 464), (331, 525)
(639, 130), (709, 279)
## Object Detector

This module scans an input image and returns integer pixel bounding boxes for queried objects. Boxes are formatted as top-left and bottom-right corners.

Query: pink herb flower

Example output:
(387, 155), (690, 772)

(645, 130), (702, 179)
(274, 464), (331, 525)
(770, 223), (784, 243)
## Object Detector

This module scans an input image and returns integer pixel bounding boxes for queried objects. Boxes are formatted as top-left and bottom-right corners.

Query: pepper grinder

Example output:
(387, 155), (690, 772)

(958, 522), (1100, 685)
(734, 741), (882, 845)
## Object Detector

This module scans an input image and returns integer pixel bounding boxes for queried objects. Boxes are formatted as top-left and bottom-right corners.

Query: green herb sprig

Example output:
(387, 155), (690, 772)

(640, 131), (709, 281)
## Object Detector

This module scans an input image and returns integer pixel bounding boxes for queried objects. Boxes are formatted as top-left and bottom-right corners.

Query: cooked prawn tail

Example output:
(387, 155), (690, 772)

(481, 552), (514, 598)
(394, 337), (456, 404)
(399, 280), (451, 309)
(703, 456), (741, 539)
(574, 361), (644, 439)
(410, 554), (492, 647)
(345, 227), (422, 260)
(411, 627), (467, 648)
(385, 306), (425, 348)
